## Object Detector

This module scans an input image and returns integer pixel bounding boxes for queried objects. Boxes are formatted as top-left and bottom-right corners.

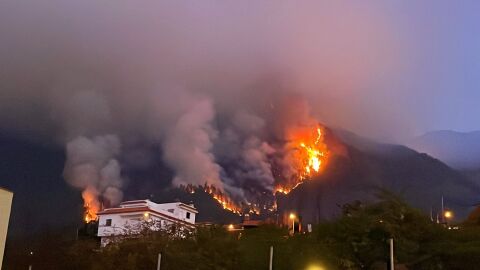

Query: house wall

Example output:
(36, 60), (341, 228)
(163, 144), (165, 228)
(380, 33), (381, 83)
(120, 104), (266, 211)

(153, 202), (197, 223)
(97, 201), (197, 247)
(98, 212), (173, 236)
(0, 188), (13, 270)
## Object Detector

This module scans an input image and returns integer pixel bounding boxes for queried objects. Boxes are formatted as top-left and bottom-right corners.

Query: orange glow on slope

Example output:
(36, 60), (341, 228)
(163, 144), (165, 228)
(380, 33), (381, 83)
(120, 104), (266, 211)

(84, 203), (98, 223)
(275, 125), (328, 195)
(204, 185), (242, 215)
(82, 189), (99, 223)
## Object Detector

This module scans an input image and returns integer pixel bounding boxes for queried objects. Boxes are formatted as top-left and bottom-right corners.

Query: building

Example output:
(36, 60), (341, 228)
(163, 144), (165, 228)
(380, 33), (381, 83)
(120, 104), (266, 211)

(97, 199), (198, 247)
(0, 188), (13, 269)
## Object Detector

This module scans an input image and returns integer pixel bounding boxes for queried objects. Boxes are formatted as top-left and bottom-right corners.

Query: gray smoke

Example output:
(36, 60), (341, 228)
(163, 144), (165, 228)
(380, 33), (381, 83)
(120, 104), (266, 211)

(0, 0), (417, 204)
(162, 96), (224, 190)
(215, 111), (276, 197)
(63, 135), (124, 208)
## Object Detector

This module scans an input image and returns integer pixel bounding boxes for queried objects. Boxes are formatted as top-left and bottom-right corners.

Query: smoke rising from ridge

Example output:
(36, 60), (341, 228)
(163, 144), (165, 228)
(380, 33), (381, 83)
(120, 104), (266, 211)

(0, 0), (416, 206)
(162, 96), (223, 190)
(63, 135), (124, 209)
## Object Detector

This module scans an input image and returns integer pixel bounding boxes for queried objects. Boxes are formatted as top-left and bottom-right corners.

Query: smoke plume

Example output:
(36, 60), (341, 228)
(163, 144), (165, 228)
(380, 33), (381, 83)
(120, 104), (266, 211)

(0, 0), (417, 209)
(63, 135), (124, 210)
(162, 97), (224, 190)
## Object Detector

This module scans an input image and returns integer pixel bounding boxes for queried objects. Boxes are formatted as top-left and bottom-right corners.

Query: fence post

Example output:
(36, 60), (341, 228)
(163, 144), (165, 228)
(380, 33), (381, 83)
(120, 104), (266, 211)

(157, 253), (162, 270)
(269, 246), (273, 270)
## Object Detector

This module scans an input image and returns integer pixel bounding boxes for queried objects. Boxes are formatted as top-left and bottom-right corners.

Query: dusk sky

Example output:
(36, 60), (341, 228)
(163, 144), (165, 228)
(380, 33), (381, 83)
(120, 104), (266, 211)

(0, 0), (479, 143)
(381, 1), (480, 135)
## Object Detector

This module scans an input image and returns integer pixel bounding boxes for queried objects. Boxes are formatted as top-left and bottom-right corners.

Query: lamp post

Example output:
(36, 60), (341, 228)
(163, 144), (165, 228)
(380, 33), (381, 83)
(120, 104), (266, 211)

(444, 210), (453, 226)
(289, 213), (296, 235)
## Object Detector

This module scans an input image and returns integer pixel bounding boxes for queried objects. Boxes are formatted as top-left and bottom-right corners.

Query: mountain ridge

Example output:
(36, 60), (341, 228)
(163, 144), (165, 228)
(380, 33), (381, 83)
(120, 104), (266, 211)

(407, 130), (480, 169)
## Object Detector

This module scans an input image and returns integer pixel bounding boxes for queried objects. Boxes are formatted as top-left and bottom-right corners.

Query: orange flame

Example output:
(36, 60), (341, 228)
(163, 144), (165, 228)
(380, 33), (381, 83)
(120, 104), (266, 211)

(84, 203), (98, 223)
(182, 184), (261, 215)
(82, 188), (100, 223)
(204, 184), (243, 215)
(276, 125), (328, 194)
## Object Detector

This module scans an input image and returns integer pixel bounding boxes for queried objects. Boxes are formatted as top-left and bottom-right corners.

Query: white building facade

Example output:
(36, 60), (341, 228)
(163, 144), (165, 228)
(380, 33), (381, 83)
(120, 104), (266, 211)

(97, 200), (198, 247)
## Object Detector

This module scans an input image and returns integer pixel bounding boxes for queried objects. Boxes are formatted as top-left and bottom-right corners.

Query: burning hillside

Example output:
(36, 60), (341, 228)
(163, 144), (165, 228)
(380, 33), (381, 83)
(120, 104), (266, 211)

(178, 119), (331, 217)
(275, 124), (328, 195)
(83, 187), (100, 223)
(70, 95), (336, 222)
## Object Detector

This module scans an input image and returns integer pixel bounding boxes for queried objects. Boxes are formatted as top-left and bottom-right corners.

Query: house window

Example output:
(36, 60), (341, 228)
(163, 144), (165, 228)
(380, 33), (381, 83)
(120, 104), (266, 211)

(186, 212), (191, 219)
(105, 219), (112, 226)
(168, 209), (174, 213)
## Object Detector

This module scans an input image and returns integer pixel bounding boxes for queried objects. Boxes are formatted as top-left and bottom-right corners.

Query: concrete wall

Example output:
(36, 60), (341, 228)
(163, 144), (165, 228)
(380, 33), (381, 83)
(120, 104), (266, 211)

(0, 188), (13, 270)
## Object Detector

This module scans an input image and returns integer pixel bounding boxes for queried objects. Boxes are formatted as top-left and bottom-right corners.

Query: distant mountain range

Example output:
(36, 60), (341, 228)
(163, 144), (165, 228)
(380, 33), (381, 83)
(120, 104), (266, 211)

(407, 130), (480, 170)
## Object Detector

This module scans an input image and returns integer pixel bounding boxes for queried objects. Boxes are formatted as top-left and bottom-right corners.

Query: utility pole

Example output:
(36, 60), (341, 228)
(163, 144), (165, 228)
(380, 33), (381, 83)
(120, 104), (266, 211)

(389, 238), (394, 270)
(156, 253), (162, 270)
(289, 213), (296, 235)
(441, 196), (445, 223)
(269, 246), (273, 270)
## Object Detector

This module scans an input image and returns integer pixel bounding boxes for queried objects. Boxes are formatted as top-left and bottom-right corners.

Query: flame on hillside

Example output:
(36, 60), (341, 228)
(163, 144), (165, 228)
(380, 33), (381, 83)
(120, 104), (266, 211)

(84, 203), (98, 223)
(275, 124), (328, 195)
(82, 188), (100, 223)
(204, 185), (243, 215)
(182, 184), (263, 215)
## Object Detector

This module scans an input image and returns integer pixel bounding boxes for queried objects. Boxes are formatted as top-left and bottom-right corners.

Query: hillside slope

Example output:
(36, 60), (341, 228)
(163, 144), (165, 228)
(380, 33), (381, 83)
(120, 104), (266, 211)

(278, 130), (480, 223)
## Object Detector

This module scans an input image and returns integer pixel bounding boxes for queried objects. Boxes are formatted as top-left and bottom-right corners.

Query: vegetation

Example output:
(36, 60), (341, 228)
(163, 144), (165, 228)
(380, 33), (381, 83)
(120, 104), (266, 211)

(5, 192), (480, 270)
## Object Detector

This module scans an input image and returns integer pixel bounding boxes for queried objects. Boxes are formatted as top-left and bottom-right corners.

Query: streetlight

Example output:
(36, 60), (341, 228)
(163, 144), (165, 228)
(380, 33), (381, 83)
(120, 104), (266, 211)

(305, 263), (325, 270)
(289, 213), (296, 235)
(444, 210), (453, 219)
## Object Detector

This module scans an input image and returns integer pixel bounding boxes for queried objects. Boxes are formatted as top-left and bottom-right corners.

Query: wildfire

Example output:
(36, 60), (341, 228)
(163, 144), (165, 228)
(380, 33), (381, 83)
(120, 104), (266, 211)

(84, 203), (98, 223)
(204, 184), (243, 215)
(82, 188), (100, 223)
(299, 127), (325, 177)
(275, 125), (328, 195)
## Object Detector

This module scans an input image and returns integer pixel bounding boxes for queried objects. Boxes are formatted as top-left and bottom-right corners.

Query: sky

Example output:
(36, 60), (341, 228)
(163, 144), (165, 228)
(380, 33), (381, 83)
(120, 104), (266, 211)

(0, 1), (479, 143)
(382, 1), (480, 136)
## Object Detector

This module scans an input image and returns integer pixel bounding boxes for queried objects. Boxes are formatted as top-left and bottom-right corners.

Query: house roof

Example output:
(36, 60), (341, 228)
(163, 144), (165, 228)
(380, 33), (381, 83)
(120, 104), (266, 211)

(120, 200), (149, 205)
(120, 200), (198, 213)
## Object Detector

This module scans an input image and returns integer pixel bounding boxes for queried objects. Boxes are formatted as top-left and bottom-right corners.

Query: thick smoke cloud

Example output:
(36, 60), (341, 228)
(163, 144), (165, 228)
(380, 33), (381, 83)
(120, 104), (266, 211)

(162, 97), (223, 189)
(63, 135), (124, 208)
(0, 0), (411, 205)
(215, 110), (276, 198)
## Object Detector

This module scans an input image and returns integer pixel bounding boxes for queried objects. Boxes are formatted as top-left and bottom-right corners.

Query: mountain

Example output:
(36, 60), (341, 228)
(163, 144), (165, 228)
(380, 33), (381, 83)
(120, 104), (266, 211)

(2, 127), (480, 241)
(0, 131), (241, 239)
(277, 129), (480, 224)
(407, 130), (480, 169)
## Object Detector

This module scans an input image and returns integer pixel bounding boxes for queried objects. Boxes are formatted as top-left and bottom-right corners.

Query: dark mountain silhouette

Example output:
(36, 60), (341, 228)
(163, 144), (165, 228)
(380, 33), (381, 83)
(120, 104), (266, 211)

(277, 129), (480, 224)
(407, 130), (480, 169)
(1, 127), (480, 241)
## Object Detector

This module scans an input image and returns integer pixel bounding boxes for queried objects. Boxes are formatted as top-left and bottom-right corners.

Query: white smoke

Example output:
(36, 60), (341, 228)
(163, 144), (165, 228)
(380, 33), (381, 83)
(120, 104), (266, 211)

(63, 135), (124, 207)
(162, 96), (225, 190)
(214, 111), (276, 196)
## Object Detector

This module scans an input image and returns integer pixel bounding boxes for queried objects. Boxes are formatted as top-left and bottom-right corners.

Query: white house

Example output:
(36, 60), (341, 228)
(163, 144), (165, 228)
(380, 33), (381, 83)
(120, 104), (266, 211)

(97, 199), (198, 247)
